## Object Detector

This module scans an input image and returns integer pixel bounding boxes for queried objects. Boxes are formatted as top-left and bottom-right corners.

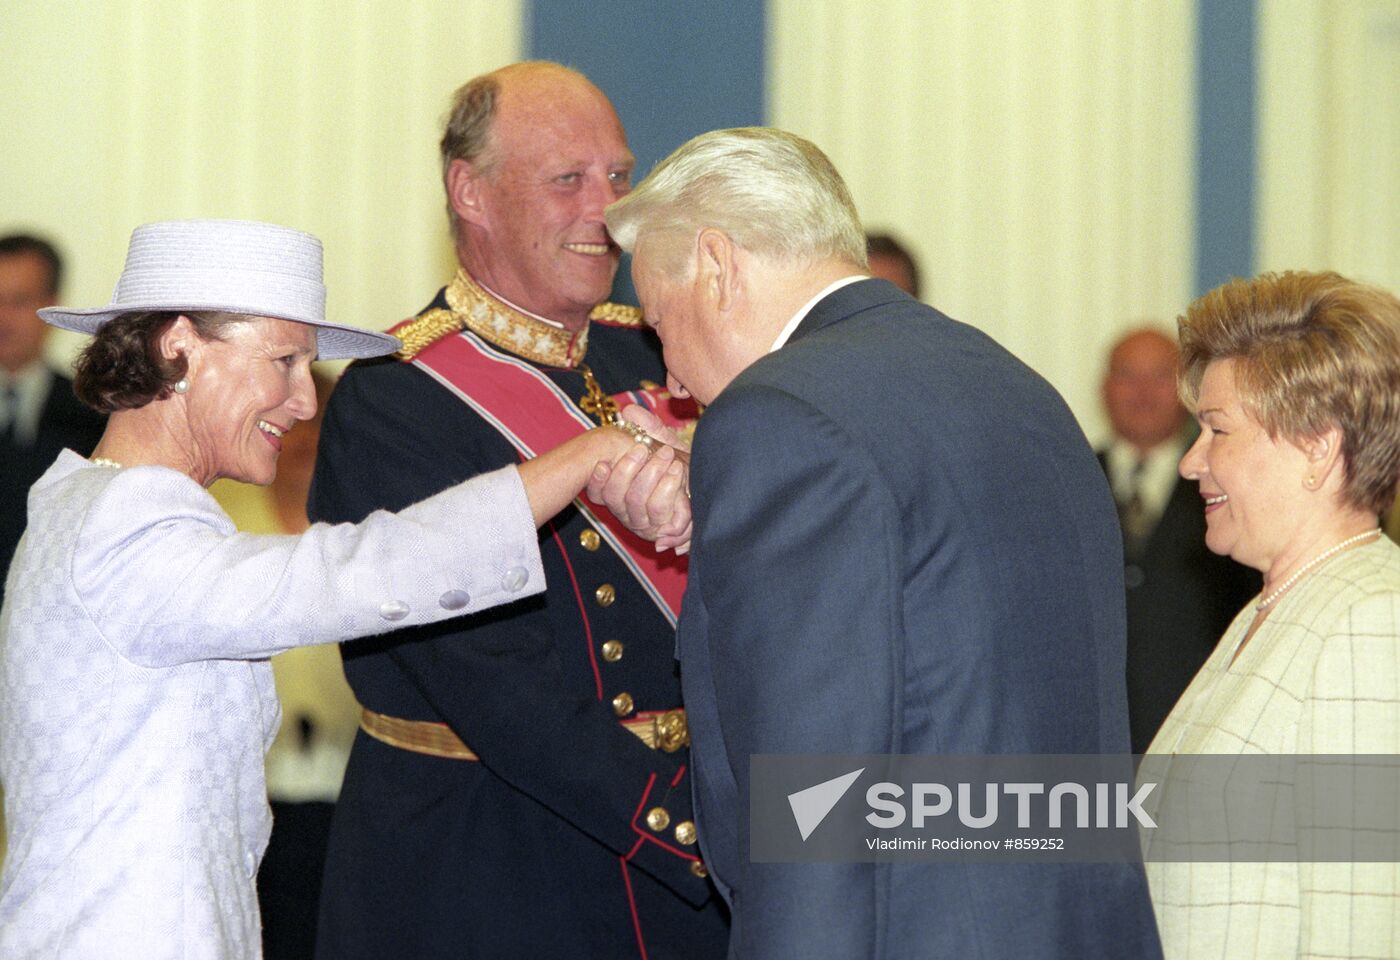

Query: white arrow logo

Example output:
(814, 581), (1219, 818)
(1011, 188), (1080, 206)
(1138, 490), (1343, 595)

(787, 768), (865, 841)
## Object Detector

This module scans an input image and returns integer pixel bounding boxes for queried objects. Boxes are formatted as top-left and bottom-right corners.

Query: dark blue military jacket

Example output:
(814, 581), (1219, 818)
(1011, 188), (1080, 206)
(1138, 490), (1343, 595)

(309, 283), (728, 959)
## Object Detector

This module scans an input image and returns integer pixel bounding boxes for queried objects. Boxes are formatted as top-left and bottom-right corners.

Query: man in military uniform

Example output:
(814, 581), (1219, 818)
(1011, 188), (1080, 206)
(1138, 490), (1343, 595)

(309, 63), (727, 959)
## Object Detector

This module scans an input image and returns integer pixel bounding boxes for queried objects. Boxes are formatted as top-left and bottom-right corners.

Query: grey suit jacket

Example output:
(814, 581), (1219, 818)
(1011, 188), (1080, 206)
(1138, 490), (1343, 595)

(678, 280), (1163, 959)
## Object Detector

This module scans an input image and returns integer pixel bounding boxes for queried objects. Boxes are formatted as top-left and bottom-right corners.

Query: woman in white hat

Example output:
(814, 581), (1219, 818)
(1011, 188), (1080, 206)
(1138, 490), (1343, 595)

(0, 219), (686, 959)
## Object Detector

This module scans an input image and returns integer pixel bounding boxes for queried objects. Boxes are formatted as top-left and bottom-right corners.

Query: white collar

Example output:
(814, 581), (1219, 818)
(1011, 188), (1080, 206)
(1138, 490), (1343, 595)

(768, 275), (867, 353)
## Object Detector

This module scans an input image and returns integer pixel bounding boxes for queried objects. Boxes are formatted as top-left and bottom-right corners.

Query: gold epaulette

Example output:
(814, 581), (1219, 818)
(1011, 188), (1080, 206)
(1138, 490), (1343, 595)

(392, 308), (465, 361)
(589, 302), (645, 328)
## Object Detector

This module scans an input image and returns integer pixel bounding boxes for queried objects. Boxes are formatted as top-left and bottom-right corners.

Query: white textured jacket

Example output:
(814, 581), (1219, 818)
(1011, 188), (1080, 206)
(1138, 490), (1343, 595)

(0, 450), (545, 959)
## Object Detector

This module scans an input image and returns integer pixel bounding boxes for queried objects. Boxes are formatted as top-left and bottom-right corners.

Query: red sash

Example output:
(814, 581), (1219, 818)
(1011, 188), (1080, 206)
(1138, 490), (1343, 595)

(413, 329), (690, 626)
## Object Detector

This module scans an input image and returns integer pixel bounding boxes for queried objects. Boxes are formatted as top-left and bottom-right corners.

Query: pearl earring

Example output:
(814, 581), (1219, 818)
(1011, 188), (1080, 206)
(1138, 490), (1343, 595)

(1305, 474), (1317, 488)
(173, 378), (190, 395)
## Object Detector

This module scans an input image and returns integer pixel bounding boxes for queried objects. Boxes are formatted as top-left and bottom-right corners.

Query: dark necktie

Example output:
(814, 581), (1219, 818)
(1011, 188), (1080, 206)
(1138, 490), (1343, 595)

(0, 384), (18, 446)
(1118, 456), (1151, 558)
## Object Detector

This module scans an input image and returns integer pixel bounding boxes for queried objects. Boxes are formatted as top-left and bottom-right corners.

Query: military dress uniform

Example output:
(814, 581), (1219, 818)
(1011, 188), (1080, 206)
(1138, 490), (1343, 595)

(309, 271), (727, 959)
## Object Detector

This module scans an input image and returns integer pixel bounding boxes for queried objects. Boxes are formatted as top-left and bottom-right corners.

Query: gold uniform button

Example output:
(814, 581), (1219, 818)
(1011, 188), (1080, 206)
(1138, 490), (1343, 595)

(612, 692), (635, 716)
(579, 529), (602, 551)
(595, 583), (616, 607)
(690, 860), (708, 879)
(601, 640), (624, 662)
(645, 807), (671, 832)
(674, 821), (697, 846)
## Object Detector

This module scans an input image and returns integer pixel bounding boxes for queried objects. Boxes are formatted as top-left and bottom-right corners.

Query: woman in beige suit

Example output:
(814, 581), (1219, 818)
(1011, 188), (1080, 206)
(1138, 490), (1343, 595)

(1145, 270), (1400, 958)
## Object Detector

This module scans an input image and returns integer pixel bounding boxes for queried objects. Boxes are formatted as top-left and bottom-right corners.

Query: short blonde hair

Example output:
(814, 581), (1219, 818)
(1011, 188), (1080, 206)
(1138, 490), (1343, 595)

(605, 127), (867, 275)
(1178, 270), (1400, 514)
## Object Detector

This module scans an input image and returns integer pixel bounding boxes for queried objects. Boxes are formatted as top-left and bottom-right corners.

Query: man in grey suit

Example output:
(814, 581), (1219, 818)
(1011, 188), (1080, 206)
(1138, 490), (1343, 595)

(598, 128), (1162, 958)
(0, 234), (105, 602)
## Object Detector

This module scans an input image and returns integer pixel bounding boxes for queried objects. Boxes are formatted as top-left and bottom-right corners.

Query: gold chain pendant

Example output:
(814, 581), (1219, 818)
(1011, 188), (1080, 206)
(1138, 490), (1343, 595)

(577, 363), (622, 425)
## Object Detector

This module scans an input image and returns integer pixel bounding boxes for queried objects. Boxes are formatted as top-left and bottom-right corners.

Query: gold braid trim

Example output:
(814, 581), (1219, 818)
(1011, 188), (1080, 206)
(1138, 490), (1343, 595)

(589, 302), (645, 327)
(392, 308), (464, 361)
(392, 273), (641, 362)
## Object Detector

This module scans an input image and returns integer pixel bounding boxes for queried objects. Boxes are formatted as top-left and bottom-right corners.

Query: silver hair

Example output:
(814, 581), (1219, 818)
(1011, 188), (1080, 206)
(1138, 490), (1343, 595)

(605, 127), (868, 274)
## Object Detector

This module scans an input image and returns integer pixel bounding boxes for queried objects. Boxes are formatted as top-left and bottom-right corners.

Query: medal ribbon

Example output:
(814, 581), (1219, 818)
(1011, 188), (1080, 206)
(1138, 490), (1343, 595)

(412, 329), (690, 625)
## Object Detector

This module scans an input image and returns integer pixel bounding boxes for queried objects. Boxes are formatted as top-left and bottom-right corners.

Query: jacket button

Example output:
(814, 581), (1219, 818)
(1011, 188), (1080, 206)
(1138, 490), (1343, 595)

(674, 821), (697, 846)
(595, 583), (616, 607)
(690, 860), (708, 879)
(601, 640), (623, 662)
(438, 589), (470, 611)
(502, 567), (529, 592)
(646, 807), (671, 832)
(612, 692), (635, 717)
(379, 600), (410, 621)
(579, 529), (602, 551)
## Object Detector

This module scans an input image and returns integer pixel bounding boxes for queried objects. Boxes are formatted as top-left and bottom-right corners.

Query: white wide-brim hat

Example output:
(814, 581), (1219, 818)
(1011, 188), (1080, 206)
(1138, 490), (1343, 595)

(39, 219), (400, 360)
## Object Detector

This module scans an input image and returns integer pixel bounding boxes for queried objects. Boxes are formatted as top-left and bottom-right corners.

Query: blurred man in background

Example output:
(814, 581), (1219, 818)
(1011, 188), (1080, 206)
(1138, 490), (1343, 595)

(1098, 327), (1258, 753)
(865, 231), (921, 298)
(0, 234), (104, 603)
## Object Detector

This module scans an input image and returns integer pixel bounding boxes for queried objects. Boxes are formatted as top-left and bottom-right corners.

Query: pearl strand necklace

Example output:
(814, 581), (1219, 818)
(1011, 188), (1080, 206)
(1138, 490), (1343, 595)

(89, 457), (124, 469)
(1256, 528), (1383, 611)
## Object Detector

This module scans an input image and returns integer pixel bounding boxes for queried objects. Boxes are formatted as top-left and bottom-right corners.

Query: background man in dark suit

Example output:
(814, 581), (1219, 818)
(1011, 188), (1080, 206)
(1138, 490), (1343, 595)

(308, 63), (726, 959)
(0, 234), (105, 601)
(864, 231), (921, 299)
(601, 128), (1162, 959)
(1098, 328), (1258, 753)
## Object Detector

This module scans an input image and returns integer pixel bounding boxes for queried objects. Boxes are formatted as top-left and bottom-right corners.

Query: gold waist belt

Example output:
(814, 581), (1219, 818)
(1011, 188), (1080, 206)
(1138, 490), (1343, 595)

(359, 706), (689, 760)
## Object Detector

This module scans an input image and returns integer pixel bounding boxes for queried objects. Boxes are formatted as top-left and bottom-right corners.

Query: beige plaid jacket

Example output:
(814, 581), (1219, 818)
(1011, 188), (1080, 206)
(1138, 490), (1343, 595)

(1145, 536), (1400, 959)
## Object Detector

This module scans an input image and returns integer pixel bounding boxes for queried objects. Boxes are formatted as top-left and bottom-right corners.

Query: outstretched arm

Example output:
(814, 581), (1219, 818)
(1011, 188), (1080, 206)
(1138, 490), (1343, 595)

(517, 424), (654, 526)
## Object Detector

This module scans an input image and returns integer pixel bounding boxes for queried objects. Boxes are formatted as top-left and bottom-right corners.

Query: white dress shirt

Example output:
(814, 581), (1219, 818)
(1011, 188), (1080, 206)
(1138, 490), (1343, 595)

(1103, 437), (1182, 531)
(0, 362), (54, 447)
(768, 276), (868, 353)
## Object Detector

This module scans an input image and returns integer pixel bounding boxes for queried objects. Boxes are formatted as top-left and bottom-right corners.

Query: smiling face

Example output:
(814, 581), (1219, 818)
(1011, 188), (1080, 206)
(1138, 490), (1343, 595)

(180, 316), (319, 487)
(1178, 358), (1315, 573)
(455, 68), (634, 329)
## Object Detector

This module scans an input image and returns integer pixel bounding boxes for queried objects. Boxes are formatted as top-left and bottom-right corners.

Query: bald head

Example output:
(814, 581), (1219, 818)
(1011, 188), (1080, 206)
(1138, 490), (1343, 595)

(1103, 328), (1186, 453)
(440, 62), (634, 328)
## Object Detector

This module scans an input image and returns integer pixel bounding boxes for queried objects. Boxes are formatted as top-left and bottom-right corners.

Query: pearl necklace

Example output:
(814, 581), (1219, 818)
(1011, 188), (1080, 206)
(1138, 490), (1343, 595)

(1256, 528), (1383, 611)
(89, 457), (124, 469)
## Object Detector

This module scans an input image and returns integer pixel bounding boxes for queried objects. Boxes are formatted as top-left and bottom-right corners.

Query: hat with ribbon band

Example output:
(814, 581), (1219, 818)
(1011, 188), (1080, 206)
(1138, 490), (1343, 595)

(39, 219), (400, 361)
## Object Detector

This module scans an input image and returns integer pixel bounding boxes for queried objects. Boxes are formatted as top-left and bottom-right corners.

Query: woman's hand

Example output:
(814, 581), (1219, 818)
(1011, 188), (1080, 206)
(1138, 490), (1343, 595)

(515, 415), (691, 554)
(587, 405), (693, 554)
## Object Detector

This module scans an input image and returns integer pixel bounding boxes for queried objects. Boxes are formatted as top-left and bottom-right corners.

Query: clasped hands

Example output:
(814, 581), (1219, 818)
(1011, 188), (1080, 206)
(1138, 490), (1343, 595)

(589, 405), (693, 554)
